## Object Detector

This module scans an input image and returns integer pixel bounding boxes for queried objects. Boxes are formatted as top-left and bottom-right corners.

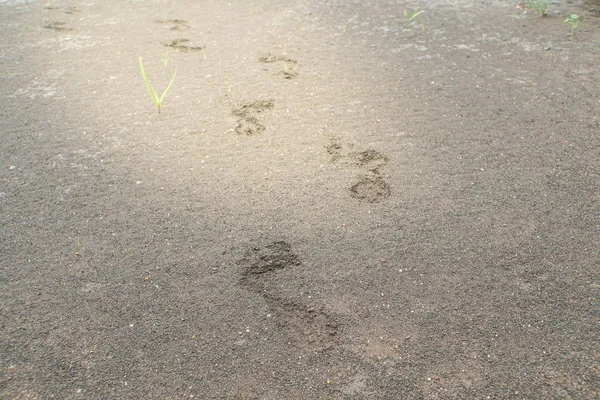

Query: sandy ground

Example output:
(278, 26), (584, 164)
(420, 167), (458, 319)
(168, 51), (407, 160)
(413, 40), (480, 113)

(1, 0), (600, 398)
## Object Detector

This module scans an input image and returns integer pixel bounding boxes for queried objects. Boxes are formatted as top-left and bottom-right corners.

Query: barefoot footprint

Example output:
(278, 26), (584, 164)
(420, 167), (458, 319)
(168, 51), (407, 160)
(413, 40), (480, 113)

(43, 22), (72, 31)
(232, 100), (274, 135)
(259, 53), (299, 80)
(326, 139), (392, 203)
(155, 19), (190, 31)
(165, 38), (204, 53)
(239, 241), (338, 350)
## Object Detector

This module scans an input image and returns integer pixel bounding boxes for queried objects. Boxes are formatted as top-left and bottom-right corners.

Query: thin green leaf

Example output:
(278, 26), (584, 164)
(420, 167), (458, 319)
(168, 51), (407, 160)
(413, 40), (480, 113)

(139, 57), (159, 107)
(158, 68), (177, 104)
(409, 10), (424, 21)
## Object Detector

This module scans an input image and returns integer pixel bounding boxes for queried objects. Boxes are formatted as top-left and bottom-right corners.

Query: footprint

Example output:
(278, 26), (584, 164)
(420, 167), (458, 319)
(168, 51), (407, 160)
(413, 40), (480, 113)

(258, 54), (296, 64)
(326, 139), (392, 203)
(64, 7), (80, 14)
(44, 4), (80, 14)
(325, 141), (344, 161)
(155, 19), (190, 31)
(354, 149), (388, 172)
(259, 53), (299, 80)
(234, 117), (266, 135)
(232, 100), (274, 135)
(239, 241), (338, 350)
(262, 296), (338, 350)
(350, 176), (391, 203)
(43, 22), (72, 31)
(165, 38), (204, 53)
(239, 241), (300, 290)
(232, 100), (274, 118)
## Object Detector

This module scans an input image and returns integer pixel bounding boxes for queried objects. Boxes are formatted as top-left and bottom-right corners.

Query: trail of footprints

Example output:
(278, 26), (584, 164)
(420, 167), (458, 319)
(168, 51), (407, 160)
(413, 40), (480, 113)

(239, 241), (338, 350)
(230, 53), (298, 135)
(155, 20), (203, 52)
(326, 140), (392, 203)
(40, 11), (388, 203)
(43, 3), (77, 31)
(43, 2), (80, 30)
(40, 8), (389, 357)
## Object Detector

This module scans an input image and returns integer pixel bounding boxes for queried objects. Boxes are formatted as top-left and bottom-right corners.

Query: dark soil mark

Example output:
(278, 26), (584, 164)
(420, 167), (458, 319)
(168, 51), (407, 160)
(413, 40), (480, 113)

(354, 149), (388, 171)
(232, 100), (274, 135)
(240, 241), (300, 278)
(234, 117), (266, 135)
(45, 4), (80, 14)
(43, 22), (71, 31)
(326, 140), (392, 202)
(279, 69), (299, 80)
(350, 176), (391, 203)
(258, 54), (297, 64)
(264, 296), (338, 350)
(239, 241), (338, 350)
(233, 100), (275, 118)
(325, 140), (344, 161)
(259, 53), (299, 79)
(155, 19), (190, 30)
(165, 38), (204, 53)
(64, 7), (80, 14)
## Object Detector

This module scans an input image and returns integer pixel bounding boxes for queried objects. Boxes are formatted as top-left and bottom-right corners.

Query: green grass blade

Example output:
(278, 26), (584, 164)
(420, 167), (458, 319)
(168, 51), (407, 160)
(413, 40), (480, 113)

(139, 57), (159, 107)
(158, 68), (177, 104)
(409, 10), (424, 20)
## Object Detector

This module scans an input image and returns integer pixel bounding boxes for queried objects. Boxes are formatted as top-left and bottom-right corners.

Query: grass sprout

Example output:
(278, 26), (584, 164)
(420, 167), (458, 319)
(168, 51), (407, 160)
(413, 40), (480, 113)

(139, 57), (177, 114)
(563, 14), (580, 35)
(399, 8), (425, 32)
(525, 0), (549, 16)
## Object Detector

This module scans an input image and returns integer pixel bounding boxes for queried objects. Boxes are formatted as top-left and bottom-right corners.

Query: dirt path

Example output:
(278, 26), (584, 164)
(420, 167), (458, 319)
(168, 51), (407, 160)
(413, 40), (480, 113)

(1, 0), (599, 398)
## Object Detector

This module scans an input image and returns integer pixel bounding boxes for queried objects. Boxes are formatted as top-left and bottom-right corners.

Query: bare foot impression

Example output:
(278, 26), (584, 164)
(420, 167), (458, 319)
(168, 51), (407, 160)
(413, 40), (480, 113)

(155, 19), (190, 31)
(43, 22), (72, 31)
(239, 241), (338, 350)
(165, 38), (204, 53)
(350, 176), (391, 203)
(232, 100), (274, 135)
(259, 53), (299, 80)
(326, 140), (391, 203)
